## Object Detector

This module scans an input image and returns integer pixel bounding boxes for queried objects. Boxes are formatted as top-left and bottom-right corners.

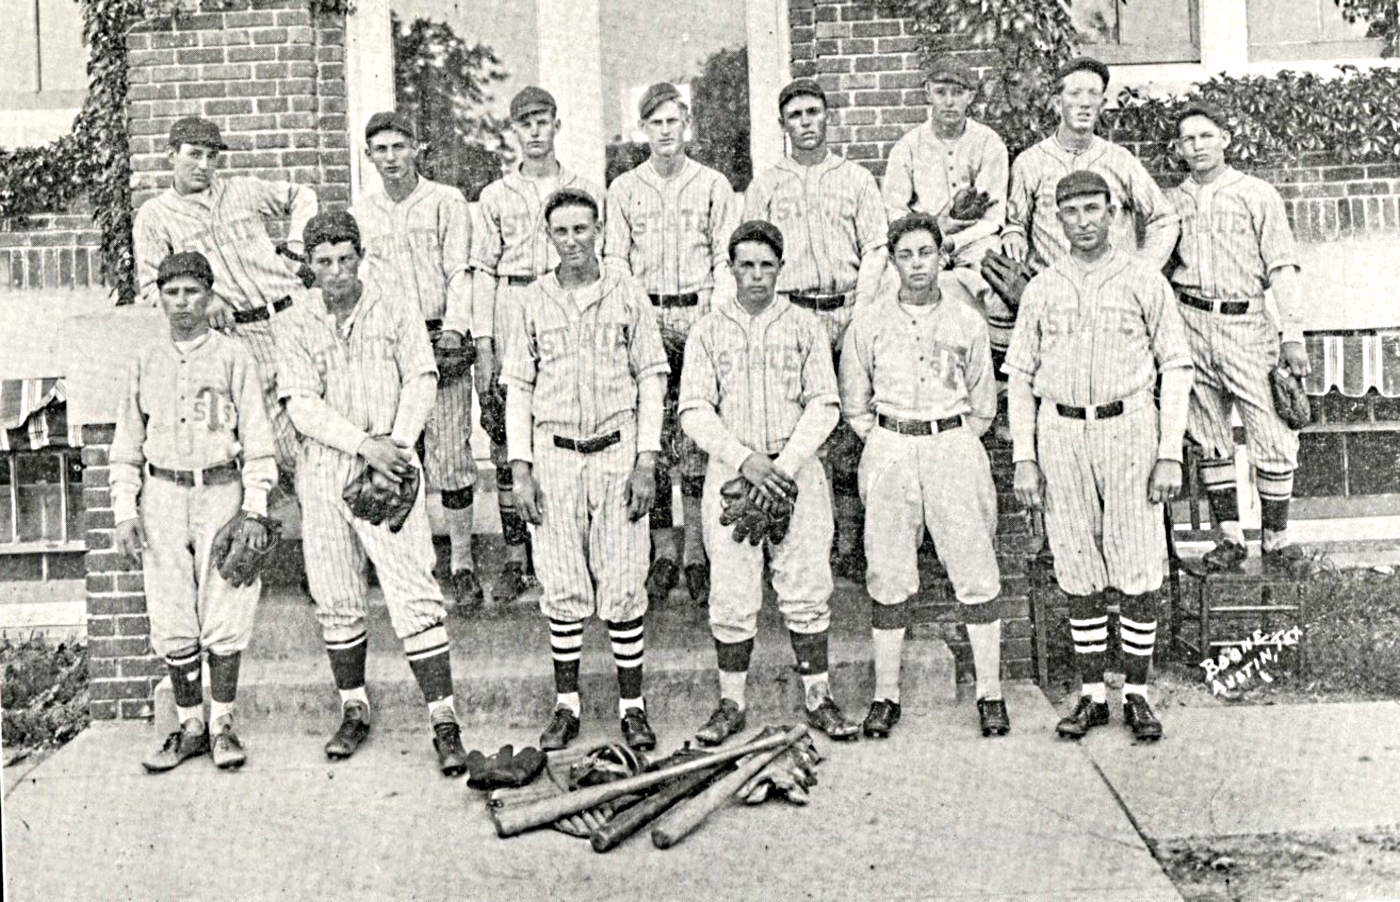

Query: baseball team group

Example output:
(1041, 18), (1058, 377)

(112, 49), (1315, 778)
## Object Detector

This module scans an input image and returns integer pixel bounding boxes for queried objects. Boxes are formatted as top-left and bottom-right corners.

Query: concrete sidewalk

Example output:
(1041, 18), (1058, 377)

(3, 683), (1181, 902)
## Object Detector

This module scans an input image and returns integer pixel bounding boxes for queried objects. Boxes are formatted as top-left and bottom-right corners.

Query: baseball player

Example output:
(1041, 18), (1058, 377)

(744, 77), (888, 582)
(472, 87), (606, 605)
(1166, 103), (1314, 574)
(605, 81), (742, 606)
(113, 251), (277, 773)
(840, 213), (1009, 739)
(133, 116), (318, 484)
(1001, 57), (1179, 275)
(500, 188), (669, 752)
(350, 111), (483, 609)
(883, 57), (1015, 360)
(679, 219), (860, 745)
(1004, 172), (1193, 742)
(276, 211), (469, 776)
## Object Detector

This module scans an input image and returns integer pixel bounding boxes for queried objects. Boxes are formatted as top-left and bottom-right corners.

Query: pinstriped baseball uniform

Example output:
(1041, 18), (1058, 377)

(1005, 136), (1179, 273)
(679, 297), (839, 644)
(1003, 249), (1193, 596)
(133, 177), (317, 475)
(840, 275), (1000, 608)
(1167, 167), (1300, 502)
(351, 177), (477, 493)
(499, 267), (670, 622)
(276, 286), (446, 640)
(110, 331), (278, 658)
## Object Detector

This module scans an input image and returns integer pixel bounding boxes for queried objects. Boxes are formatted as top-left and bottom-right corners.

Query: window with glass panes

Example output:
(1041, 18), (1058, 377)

(0, 451), (84, 548)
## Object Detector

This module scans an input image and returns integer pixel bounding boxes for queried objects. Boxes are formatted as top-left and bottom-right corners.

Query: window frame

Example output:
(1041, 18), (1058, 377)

(0, 450), (86, 556)
(1074, 0), (1203, 66)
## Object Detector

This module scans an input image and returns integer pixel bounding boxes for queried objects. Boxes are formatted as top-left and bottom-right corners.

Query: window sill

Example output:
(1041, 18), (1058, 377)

(0, 540), (86, 556)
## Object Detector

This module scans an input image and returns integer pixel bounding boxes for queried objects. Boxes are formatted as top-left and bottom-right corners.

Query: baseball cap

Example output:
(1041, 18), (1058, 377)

(1174, 101), (1229, 134)
(303, 210), (363, 256)
(167, 116), (227, 151)
(727, 220), (784, 262)
(509, 86), (557, 122)
(365, 110), (416, 142)
(925, 57), (977, 90)
(156, 251), (215, 289)
(1055, 171), (1112, 205)
(639, 82), (683, 120)
(778, 78), (827, 111)
(1057, 56), (1111, 90)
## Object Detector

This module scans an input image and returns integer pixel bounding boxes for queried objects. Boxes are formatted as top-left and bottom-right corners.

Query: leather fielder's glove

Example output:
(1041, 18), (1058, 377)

(948, 187), (992, 222)
(432, 330), (476, 383)
(737, 734), (823, 805)
(275, 242), (316, 290)
(342, 464), (420, 532)
(1270, 366), (1313, 431)
(980, 249), (1035, 315)
(465, 744), (547, 791)
(479, 381), (507, 446)
(718, 477), (797, 546)
(209, 511), (283, 588)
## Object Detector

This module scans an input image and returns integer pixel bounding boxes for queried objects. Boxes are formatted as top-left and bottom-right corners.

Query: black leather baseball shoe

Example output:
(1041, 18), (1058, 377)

(620, 706), (657, 752)
(325, 701), (372, 760)
(142, 720), (210, 773)
(1201, 540), (1247, 571)
(495, 561), (528, 605)
(539, 705), (581, 751)
(695, 699), (746, 746)
(211, 722), (247, 770)
(861, 699), (901, 739)
(684, 562), (709, 606)
(433, 719), (470, 776)
(451, 569), (485, 612)
(1123, 694), (1164, 741)
(978, 698), (1011, 737)
(1055, 696), (1110, 739)
(807, 696), (860, 741)
(646, 557), (679, 605)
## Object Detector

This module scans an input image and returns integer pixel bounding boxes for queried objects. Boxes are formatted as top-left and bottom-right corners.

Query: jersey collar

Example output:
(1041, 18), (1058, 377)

(636, 155), (696, 191)
(539, 266), (616, 312)
(1180, 165), (1242, 197)
(718, 291), (792, 330)
(776, 151), (844, 177)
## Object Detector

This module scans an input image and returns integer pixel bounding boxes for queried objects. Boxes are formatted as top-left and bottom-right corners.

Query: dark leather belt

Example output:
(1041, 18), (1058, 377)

(231, 296), (293, 324)
(553, 431), (621, 454)
(878, 413), (963, 436)
(505, 274), (536, 287)
(1179, 293), (1249, 316)
(147, 459), (241, 487)
(1056, 400), (1125, 421)
(789, 291), (849, 312)
(649, 292), (700, 308)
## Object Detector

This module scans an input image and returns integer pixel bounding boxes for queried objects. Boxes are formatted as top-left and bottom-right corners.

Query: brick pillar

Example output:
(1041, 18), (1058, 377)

(83, 425), (162, 721)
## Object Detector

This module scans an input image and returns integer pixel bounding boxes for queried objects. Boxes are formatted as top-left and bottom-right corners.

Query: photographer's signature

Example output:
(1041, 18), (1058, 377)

(1200, 627), (1302, 696)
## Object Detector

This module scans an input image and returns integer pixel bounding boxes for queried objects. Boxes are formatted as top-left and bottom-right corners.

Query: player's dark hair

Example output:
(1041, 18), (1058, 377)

(544, 188), (599, 225)
(303, 211), (363, 258)
(727, 221), (784, 263)
(1174, 102), (1229, 137)
(887, 213), (943, 252)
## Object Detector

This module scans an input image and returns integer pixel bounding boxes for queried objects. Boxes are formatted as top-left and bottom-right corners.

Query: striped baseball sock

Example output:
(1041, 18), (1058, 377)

(1120, 591), (1159, 698)
(165, 645), (204, 727)
(404, 624), (454, 706)
(790, 629), (833, 711)
(551, 618), (585, 714)
(325, 631), (368, 696)
(1068, 592), (1109, 702)
(715, 637), (754, 710)
(608, 617), (645, 716)
(871, 598), (908, 703)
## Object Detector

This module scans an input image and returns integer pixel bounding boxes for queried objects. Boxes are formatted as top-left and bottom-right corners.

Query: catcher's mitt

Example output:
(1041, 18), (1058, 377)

(432, 330), (476, 383)
(1269, 366), (1312, 431)
(210, 511), (283, 588)
(479, 381), (507, 447)
(552, 743), (646, 838)
(948, 187), (992, 222)
(980, 249), (1035, 315)
(275, 242), (316, 290)
(342, 464), (420, 532)
(718, 477), (797, 546)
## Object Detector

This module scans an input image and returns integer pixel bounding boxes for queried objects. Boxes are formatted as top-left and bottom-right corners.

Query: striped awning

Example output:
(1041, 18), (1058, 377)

(0, 378), (80, 451)
(1304, 331), (1400, 398)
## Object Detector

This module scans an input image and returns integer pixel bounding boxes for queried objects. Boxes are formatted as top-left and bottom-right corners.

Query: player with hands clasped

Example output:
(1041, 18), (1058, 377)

(112, 251), (279, 774)
(840, 214), (1009, 739)
(1166, 103), (1317, 575)
(1003, 172), (1194, 743)
(275, 211), (470, 776)
(679, 220), (860, 745)
(500, 188), (670, 753)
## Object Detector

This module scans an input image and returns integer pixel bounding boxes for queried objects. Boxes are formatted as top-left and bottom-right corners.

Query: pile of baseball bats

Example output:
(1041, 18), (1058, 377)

(487, 724), (809, 852)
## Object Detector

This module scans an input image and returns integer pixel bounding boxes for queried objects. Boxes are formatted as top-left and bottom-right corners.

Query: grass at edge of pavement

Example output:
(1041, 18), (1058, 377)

(1, 636), (90, 758)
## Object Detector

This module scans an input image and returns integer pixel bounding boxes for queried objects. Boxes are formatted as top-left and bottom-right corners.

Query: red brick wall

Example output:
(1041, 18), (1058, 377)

(0, 214), (104, 291)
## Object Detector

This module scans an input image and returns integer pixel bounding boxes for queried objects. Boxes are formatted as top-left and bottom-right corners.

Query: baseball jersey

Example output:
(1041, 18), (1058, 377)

(470, 164), (605, 280)
(133, 177), (318, 308)
(1002, 247), (1193, 406)
(882, 119), (1009, 256)
(679, 297), (839, 456)
(276, 286), (438, 443)
(604, 157), (741, 296)
(1005, 135), (1178, 272)
(110, 331), (278, 521)
(840, 273), (994, 433)
(499, 266), (670, 440)
(743, 153), (887, 298)
(350, 177), (473, 334)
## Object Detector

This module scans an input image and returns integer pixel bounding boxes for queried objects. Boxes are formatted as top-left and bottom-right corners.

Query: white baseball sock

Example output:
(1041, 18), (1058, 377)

(966, 620), (1003, 700)
(208, 700), (234, 729)
(339, 687), (369, 712)
(872, 628), (904, 703)
(718, 672), (747, 711)
(445, 507), (475, 572)
(556, 691), (581, 715)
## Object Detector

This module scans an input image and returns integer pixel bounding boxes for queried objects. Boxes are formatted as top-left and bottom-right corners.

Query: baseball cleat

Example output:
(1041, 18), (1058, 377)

(620, 706), (657, 752)
(142, 720), (210, 773)
(211, 722), (248, 770)
(1262, 543), (1324, 579)
(684, 562), (709, 606)
(1055, 696), (1110, 739)
(645, 557), (679, 605)
(433, 719), (471, 776)
(977, 697), (1011, 737)
(539, 705), (581, 752)
(325, 700), (372, 760)
(451, 568), (485, 612)
(494, 561), (528, 605)
(695, 699), (747, 747)
(861, 699), (901, 739)
(1200, 540), (1247, 571)
(1122, 694), (1164, 741)
(807, 696), (860, 741)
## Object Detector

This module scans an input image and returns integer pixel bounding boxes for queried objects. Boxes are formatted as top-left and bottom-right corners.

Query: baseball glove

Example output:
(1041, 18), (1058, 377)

(718, 477), (798, 546)
(551, 743), (647, 838)
(465, 744), (547, 791)
(432, 330), (476, 383)
(275, 242), (316, 290)
(479, 381), (507, 447)
(209, 511), (283, 588)
(737, 733), (823, 805)
(1269, 366), (1313, 431)
(342, 464), (420, 532)
(980, 250), (1035, 315)
(948, 187), (992, 222)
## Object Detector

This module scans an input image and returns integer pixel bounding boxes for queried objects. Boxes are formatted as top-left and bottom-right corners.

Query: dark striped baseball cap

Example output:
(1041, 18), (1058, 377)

(925, 57), (977, 90)
(1055, 170), (1112, 205)
(168, 116), (227, 151)
(510, 86), (557, 122)
(1057, 56), (1111, 90)
(156, 251), (215, 289)
(778, 78), (827, 111)
(639, 82), (683, 119)
(365, 110), (416, 142)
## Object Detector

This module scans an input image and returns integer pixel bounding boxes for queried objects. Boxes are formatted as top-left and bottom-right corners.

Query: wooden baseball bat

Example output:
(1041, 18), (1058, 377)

(490, 730), (793, 837)
(589, 762), (730, 853)
(650, 724), (808, 849)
